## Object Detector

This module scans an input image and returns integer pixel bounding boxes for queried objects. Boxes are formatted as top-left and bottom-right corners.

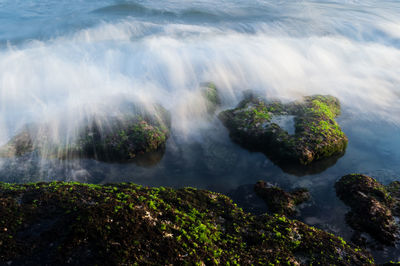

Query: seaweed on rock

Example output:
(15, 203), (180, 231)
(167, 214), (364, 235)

(218, 94), (348, 173)
(0, 103), (171, 164)
(0, 182), (373, 265)
(335, 174), (400, 245)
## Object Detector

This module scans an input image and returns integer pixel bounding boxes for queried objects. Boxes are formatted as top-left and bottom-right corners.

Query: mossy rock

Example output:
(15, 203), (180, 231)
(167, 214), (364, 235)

(218, 94), (348, 166)
(335, 174), (399, 245)
(0, 182), (373, 265)
(0, 104), (171, 163)
(72, 106), (170, 162)
(254, 180), (310, 216)
(201, 82), (221, 114)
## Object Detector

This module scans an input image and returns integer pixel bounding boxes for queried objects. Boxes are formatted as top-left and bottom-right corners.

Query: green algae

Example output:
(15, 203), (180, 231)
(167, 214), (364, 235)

(0, 182), (372, 265)
(76, 116), (169, 161)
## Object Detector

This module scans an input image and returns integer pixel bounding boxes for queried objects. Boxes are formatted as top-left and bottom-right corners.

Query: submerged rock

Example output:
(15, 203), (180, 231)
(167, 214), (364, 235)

(0, 182), (372, 265)
(0, 103), (171, 163)
(335, 174), (399, 245)
(218, 94), (348, 166)
(254, 180), (310, 216)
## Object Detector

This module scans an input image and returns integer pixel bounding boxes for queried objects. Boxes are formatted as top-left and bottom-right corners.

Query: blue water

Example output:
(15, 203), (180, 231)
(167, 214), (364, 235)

(0, 0), (400, 262)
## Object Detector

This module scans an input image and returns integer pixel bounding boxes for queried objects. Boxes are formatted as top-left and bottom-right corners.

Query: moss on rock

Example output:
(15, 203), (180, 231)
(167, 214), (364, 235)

(0, 182), (372, 265)
(74, 113), (170, 162)
(218, 94), (348, 166)
(335, 174), (399, 245)
(0, 104), (171, 163)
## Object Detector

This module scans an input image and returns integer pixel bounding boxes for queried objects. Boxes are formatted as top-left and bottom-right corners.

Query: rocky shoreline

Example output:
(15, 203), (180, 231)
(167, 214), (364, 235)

(0, 88), (399, 264)
(0, 182), (373, 265)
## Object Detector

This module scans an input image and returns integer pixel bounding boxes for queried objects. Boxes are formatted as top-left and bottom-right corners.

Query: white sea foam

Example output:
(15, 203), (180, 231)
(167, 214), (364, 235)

(0, 0), (399, 146)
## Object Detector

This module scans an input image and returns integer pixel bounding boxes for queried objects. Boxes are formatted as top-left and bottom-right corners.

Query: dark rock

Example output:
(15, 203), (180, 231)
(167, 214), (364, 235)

(335, 174), (399, 245)
(0, 182), (373, 265)
(254, 180), (310, 216)
(218, 94), (348, 167)
(387, 181), (400, 216)
(350, 231), (368, 249)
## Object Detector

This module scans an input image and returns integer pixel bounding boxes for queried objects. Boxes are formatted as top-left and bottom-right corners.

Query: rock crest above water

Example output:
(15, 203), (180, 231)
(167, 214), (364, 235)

(218, 94), (348, 166)
(0, 103), (171, 163)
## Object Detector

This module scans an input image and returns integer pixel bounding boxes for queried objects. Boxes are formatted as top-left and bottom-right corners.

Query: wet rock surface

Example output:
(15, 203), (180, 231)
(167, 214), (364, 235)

(74, 105), (170, 162)
(335, 174), (400, 245)
(218, 94), (348, 168)
(254, 180), (310, 216)
(0, 103), (171, 163)
(0, 182), (373, 265)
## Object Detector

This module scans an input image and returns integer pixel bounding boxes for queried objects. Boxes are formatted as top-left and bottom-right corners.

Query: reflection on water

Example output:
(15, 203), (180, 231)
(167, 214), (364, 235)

(272, 152), (345, 177)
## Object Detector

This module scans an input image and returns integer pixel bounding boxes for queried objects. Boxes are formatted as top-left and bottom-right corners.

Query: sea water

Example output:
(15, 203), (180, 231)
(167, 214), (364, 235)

(0, 0), (399, 262)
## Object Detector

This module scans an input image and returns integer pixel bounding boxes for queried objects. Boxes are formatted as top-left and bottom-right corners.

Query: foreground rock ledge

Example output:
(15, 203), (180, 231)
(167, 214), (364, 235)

(0, 182), (372, 265)
(219, 95), (348, 166)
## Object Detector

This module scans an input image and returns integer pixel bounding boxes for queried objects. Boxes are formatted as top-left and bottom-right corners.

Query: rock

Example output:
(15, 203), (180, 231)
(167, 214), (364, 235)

(201, 82), (221, 113)
(218, 94), (348, 166)
(73, 106), (170, 162)
(0, 182), (373, 265)
(0, 103), (171, 163)
(254, 180), (310, 216)
(335, 174), (399, 245)
(387, 181), (400, 216)
(0, 124), (40, 158)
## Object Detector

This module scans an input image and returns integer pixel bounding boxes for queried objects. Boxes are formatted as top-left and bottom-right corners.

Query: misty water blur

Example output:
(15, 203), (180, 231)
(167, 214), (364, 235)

(0, 0), (399, 262)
